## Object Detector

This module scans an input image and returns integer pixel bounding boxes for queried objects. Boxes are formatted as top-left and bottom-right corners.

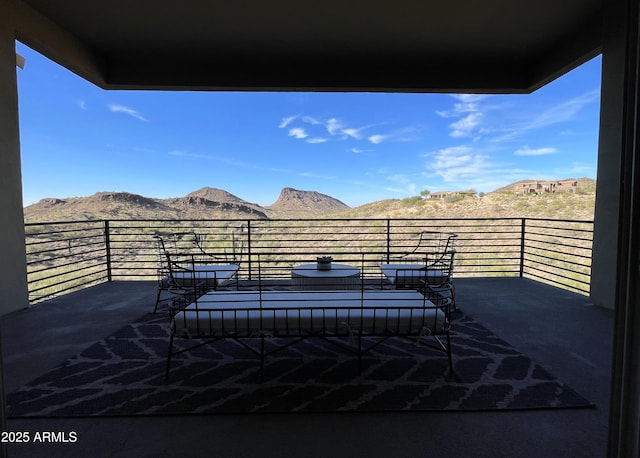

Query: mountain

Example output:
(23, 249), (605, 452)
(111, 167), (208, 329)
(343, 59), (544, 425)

(186, 187), (251, 205)
(266, 187), (350, 216)
(22, 179), (596, 223)
(25, 192), (170, 221)
(23, 187), (347, 222)
(24, 190), (268, 222)
(161, 196), (268, 218)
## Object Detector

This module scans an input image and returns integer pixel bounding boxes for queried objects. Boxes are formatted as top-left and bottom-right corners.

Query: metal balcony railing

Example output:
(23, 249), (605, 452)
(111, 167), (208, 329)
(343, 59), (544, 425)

(23, 217), (593, 304)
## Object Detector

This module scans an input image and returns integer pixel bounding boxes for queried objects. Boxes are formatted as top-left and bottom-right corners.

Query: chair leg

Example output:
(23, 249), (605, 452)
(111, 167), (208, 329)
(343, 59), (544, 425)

(154, 287), (162, 313)
(450, 282), (456, 312)
(445, 331), (460, 382)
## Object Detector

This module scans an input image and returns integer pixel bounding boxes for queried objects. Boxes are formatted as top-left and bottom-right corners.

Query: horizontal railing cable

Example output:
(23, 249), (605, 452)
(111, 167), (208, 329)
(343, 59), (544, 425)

(24, 217), (594, 303)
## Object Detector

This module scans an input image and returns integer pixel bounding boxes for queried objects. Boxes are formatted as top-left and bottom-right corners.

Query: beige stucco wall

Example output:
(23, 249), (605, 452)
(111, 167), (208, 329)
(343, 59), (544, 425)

(590, 2), (626, 310)
(0, 0), (107, 315)
(0, 4), (29, 313)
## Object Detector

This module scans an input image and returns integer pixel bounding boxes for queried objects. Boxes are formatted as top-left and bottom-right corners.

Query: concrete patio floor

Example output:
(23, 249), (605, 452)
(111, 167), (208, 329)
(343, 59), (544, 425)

(1, 277), (613, 458)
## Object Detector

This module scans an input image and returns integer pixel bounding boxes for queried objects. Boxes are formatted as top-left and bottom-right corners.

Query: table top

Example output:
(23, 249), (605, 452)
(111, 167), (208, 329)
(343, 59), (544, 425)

(291, 263), (360, 278)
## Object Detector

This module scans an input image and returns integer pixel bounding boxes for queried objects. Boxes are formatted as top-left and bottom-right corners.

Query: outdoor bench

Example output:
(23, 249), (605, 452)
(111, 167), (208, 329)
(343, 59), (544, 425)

(166, 289), (452, 378)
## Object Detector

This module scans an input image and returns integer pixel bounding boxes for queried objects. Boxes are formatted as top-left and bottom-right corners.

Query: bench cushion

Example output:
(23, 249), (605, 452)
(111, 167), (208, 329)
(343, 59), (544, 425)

(172, 290), (447, 337)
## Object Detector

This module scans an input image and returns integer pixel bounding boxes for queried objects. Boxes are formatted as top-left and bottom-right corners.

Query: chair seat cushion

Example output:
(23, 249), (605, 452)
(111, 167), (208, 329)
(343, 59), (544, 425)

(172, 264), (238, 288)
(380, 263), (448, 287)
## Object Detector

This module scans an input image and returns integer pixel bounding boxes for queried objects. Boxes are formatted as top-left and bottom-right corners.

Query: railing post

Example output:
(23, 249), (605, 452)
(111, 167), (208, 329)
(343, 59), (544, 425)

(246, 220), (252, 280)
(103, 220), (113, 282)
(386, 219), (391, 262)
(519, 218), (526, 277)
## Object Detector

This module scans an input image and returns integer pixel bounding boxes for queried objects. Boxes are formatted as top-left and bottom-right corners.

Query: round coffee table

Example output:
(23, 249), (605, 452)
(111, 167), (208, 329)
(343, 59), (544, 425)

(291, 263), (361, 290)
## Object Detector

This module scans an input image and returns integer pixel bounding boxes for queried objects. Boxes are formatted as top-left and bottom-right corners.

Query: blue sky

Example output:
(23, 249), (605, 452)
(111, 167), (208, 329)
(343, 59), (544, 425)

(16, 42), (601, 208)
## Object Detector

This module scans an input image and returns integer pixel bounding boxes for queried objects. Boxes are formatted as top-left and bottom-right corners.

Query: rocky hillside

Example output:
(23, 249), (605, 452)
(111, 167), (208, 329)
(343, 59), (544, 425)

(23, 179), (597, 223)
(337, 190), (595, 220)
(186, 187), (253, 206)
(266, 187), (350, 217)
(23, 187), (348, 222)
(335, 178), (596, 220)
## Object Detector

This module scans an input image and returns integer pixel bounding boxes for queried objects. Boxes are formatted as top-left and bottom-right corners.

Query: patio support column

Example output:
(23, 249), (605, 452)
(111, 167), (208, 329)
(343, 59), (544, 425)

(591, 5), (626, 311)
(0, 5), (29, 314)
(607, 0), (640, 456)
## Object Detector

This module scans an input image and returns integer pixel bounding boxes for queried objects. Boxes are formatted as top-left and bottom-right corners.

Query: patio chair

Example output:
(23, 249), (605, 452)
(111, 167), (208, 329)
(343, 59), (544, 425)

(163, 250), (239, 291)
(379, 231), (458, 308)
(380, 249), (456, 288)
(178, 229), (244, 265)
(152, 233), (240, 313)
(153, 235), (173, 313)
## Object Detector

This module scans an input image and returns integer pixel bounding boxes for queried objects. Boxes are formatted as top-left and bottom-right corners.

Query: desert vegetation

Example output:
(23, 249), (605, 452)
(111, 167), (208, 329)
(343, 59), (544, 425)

(23, 179), (596, 303)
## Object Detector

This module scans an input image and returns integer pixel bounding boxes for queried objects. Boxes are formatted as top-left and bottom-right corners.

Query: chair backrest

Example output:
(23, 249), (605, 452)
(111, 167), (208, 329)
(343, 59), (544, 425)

(425, 250), (456, 281)
(401, 231), (457, 259)
(154, 230), (241, 265)
(152, 234), (169, 279)
(153, 234), (196, 267)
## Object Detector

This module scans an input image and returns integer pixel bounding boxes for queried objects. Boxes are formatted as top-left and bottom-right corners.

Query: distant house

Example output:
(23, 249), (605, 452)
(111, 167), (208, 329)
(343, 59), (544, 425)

(514, 180), (578, 195)
(429, 190), (477, 199)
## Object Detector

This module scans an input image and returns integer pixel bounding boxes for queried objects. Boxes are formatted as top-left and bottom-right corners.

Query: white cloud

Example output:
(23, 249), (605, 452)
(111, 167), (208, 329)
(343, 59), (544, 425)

(278, 113), (398, 146)
(368, 126), (421, 144)
(326, 118), (343, 135)
(514, 146), (558, 156)
(108, 104), (149, 122)
(368, 134), (387, 144)
(437, 97), (488, 118)
(450, 112), (483, 138)
(452, 102), (480, 114)
(421, 145), (554, 194)
(288, 127), (308, 139)
(306, 137), (328, 144)
(531, 90), (600, 128)
(451, 94), (490, 103)
(437, 95), (489, 138)
(302, 115), (322, 125)
(383, 174), (419, 196)
(342, 128), (363, 139)
(425, 145), (492, 182)
(492, 89), (600, 143)
(279, 115), (298, 128)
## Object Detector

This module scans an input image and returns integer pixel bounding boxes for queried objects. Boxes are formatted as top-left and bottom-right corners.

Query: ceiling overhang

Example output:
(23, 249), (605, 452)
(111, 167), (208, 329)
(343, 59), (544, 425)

(12, 0), (605, 93)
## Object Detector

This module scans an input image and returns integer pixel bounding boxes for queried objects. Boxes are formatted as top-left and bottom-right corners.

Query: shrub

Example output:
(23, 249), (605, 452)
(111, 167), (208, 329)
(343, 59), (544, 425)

(401, 196), (424, 206)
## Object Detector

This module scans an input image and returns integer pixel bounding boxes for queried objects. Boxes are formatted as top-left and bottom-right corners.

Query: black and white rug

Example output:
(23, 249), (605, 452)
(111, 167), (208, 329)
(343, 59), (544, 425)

(6, 311), (593, 417)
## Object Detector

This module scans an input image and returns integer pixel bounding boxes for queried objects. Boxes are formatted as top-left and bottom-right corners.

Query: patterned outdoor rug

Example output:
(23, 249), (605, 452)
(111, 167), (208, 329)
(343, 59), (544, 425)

(6, 311), (593, 417)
